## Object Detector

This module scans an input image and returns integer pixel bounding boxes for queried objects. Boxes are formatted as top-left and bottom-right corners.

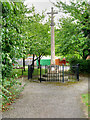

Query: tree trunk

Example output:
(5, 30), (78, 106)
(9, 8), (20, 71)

(38, 55), (41, 69)
(23, 57), (25, 71)
(83, 49), (90, 60)
(32, 54), (34, 70)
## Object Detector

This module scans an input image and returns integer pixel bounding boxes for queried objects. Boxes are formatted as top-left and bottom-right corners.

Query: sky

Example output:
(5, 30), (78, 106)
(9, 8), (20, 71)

(24, 0), (89, 26)
(24, 0), (70, 25)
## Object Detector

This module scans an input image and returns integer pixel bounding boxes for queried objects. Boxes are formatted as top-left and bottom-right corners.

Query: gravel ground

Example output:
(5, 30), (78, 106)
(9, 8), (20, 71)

(2, 77), (88, 118)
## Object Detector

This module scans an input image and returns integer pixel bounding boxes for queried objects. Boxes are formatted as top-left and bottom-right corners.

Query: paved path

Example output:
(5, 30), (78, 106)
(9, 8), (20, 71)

(3, 77), (88, 118)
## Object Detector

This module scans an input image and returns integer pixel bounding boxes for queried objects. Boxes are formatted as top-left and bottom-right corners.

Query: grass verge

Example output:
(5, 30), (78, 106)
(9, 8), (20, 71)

(81, 94), (88, 106)
(81, 93), (90, 118)
(12, 67), (28, 78)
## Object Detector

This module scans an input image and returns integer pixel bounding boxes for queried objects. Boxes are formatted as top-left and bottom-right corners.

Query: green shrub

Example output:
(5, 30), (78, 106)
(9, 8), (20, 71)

(69, 57), (90, 73)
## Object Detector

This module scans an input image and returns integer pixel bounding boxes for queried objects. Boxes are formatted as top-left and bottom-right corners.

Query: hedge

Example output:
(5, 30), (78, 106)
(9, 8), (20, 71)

(69, 57), (90, 74)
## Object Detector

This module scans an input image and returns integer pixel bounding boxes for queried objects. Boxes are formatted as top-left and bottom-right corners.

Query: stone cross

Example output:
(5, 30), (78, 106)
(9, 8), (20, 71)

(47, 7), (58, 65)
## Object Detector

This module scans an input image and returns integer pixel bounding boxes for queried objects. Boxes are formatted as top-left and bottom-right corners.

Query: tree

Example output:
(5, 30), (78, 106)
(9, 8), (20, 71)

(1, 1), (51, 107)
(2, 1), (30, 78)
(30, 21), (51, 67)
(2, 1), (51, 78)
(23, 7), (51, 67)
(54, 0), (90, 59)
(55, 17), (85, 58)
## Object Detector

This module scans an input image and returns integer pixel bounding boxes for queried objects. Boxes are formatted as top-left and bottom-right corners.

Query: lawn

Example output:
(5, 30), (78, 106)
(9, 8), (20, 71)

(81, 93), (90, 117)
(12, 66), (45, 78)
(12, 67), (28, 78)
(82, 94), (88, 106)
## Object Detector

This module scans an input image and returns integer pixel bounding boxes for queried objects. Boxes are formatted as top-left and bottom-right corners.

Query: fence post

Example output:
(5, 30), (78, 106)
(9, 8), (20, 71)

(77, 64), (79, 81)
(28, 65), (33, 80)
(62, 64), (64, 82)
(40, 65), (42, 82)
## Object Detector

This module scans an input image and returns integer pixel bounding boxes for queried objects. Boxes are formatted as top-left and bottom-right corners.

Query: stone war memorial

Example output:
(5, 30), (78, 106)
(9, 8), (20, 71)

(37, 7), (80, 83)
(46, 7), (60, 80)
(47, 7), (58, 65)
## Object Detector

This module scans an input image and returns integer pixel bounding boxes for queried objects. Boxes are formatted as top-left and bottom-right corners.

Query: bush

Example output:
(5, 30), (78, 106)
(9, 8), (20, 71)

(69, 57), (90, 74)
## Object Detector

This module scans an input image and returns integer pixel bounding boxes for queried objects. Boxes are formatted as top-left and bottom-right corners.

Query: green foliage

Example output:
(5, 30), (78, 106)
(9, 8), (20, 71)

(2, 1), (28, 79)
(69, 57), (90, 73)
(1, 1), (29, 110)
(1, 1), (51, 110)
(55, 17), (82, 56)
(81, 94), (88, 106)
(54, 0), (90, 59)
(1, 77), (25, 110)
(24, 8), (51, 57)
(2, 1), (51, 79)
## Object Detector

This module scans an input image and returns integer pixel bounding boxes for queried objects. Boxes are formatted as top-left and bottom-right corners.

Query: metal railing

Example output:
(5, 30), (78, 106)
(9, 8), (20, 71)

(38, 64), (79, 82)
(28, 64), (79, 83)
